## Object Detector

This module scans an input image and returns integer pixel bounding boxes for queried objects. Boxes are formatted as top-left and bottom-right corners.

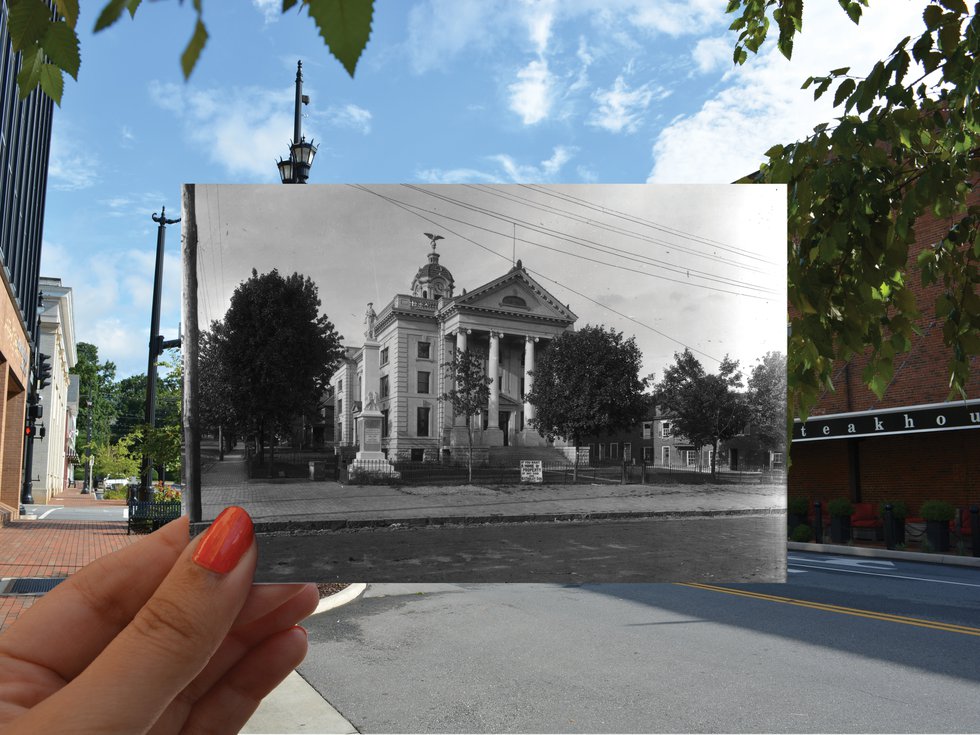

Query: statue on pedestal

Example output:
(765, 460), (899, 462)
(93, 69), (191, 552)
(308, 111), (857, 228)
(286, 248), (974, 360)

(364, 302), (377, 340)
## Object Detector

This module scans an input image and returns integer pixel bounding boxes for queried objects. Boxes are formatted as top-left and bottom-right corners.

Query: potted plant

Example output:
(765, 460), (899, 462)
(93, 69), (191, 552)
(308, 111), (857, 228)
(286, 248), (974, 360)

(919, 500), (955, 552)
(828, 498), (854, 543)
(787, 497), (809, 531)
(790, 524), (814, 543)
(878, 500), (908, 546)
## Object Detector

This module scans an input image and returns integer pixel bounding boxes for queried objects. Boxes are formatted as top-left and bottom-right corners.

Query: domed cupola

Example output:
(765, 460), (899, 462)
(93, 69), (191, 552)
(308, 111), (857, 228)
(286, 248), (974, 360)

(411, 233), (455, 300)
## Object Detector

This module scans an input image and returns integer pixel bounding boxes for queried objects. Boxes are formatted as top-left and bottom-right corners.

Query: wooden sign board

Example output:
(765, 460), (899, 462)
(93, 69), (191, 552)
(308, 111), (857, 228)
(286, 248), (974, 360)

(520, 460), (543, 484)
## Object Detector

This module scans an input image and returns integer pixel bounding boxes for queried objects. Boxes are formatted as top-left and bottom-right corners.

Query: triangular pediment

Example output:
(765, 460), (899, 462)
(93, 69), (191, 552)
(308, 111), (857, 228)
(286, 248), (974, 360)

(453, 265), (576, 324)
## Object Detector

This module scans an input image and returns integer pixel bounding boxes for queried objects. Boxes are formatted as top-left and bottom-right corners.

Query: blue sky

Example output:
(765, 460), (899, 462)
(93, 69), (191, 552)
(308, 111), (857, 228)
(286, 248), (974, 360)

(38, 0), (930, 379)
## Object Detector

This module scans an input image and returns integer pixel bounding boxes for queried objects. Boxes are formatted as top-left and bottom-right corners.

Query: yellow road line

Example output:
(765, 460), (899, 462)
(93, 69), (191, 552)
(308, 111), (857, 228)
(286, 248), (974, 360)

(677, 582), (980, 637)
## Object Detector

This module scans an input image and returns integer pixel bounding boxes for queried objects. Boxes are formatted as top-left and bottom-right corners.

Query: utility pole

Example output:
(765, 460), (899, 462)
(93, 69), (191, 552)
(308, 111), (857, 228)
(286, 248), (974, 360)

(21, 292), (49, 506)
(140, 207), (181, 502)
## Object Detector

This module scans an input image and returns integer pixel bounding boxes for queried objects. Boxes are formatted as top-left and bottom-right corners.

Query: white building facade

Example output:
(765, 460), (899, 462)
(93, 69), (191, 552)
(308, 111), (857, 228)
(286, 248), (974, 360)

(33, 277), (77, 503)
(331, 241), (577, 462)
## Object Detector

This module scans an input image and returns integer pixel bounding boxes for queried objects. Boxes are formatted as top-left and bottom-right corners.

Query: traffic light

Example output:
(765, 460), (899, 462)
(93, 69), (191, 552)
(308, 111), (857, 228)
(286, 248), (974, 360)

(36, 352), (52, 391)
(25, 423), (33, 438)
(28, 403), (42, 420)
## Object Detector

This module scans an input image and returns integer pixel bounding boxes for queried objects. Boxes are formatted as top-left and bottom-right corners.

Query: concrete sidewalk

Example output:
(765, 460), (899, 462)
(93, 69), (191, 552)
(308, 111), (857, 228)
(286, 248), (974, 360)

(200, 452), (784, 528)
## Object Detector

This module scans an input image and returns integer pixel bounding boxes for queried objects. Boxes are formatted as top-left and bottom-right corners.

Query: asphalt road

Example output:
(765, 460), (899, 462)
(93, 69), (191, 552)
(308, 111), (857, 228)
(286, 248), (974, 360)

(255, 514), (785, 583)
(299, 552), (980, 733)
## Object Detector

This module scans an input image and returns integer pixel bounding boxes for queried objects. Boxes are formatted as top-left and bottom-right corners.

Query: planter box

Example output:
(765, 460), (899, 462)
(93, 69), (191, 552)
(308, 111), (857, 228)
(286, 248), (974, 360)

(830, 516), (851, 544)
(925, 520), (950, 552)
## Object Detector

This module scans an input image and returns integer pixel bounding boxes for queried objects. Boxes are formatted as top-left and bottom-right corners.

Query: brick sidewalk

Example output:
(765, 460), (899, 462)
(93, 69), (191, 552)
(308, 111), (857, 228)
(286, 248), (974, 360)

(0, 483), (138, 633)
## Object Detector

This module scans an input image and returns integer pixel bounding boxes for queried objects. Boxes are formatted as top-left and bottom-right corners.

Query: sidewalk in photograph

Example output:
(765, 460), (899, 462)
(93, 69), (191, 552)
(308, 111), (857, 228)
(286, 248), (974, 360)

(200, 450), (785, 529)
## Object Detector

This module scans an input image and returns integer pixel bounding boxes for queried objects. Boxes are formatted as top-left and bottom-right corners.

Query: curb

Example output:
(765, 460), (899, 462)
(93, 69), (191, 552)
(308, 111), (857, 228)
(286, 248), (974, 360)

(787, 541), (980, 568)
(313, 583), (367, 615)
(237, 507), (785, 536)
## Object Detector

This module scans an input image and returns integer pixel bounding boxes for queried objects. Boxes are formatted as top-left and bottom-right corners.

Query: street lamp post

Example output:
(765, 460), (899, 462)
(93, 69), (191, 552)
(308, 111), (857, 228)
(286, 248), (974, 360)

(277, 60), (317, 184)
(82, 398), (93, 494)
(140, 207), (182, 502)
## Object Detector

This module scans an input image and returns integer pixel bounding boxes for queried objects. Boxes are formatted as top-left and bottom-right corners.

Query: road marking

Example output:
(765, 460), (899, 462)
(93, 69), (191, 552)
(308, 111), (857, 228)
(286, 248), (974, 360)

(787, 562), (980, 588)
(788, 555), (895, 569)
(678, 582), (980, 637)
(37, 507), (63, 520)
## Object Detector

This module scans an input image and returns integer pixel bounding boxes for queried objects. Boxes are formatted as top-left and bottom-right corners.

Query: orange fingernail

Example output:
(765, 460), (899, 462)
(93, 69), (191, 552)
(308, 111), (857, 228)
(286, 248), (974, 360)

(193, 506), (254, 574)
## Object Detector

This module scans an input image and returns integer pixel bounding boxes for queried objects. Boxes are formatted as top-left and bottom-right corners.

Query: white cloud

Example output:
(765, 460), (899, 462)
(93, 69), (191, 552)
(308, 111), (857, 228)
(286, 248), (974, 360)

(148, 80), (298, 180)
(647, 2), (929, 183)
(405, 0), (499, 74)
(509, 59), (554, 125)
(47, 131), (99, 191)
(628, 0), (725, 37)
(252, 0), (280, 24)
(491, 145), (575, 182)
(416, 168), (502, 184)
(327, 104), (373, 134)
(525, 0), (556, 54)
(588, 75), (666, 134)
(692, 35), (731, 74)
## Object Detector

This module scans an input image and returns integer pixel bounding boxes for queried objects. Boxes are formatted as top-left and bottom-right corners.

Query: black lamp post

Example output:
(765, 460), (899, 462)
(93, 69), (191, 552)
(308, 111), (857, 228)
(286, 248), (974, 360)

(278, 60), (317, 184)
(82, 398), (92, 494)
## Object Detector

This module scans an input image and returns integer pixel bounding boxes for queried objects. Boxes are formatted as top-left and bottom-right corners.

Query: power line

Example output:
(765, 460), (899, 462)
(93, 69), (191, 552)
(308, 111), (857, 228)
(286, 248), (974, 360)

(387, 186), (779, 300)
(465, 183), (772, 273)
(350, 184), (723, 364)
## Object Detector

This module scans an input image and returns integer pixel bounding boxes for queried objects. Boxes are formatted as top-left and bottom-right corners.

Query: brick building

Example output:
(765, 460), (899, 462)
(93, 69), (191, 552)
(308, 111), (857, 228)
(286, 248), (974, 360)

(789, 202), (980, 511)
(0, 7), (55, 516)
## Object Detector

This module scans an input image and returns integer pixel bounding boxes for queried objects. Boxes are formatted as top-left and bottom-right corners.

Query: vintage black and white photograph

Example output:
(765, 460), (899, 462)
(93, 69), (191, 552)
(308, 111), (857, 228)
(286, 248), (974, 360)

(182, 183), (787, 582)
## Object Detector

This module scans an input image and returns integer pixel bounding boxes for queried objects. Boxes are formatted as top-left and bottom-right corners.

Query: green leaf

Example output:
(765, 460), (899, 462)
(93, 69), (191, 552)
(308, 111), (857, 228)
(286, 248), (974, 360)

(922, 4), (943, 29)
(938, 0), (968, 14)
(16, 47), (42, 100)
(283, 0), (299, 10)
(829, 66), (851, 76)
(306, 0), (374, 78)
(8, 0), (55, 52)
(37, 62), (64, 106)
(938, 18), (960, 55)
(844, 2), (862, 23)
(55, 0), (80, 29)
(180, 19), (208, 79)
(833, 78), (856, 107)
(42, 21), (81, 80)
(94, 0), (128, 32)
(126, 0), (142, 18)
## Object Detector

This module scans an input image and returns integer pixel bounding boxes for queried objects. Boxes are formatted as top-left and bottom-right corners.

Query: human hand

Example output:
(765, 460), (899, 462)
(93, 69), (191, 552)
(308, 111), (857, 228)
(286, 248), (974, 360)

(0, 507), (319, 734)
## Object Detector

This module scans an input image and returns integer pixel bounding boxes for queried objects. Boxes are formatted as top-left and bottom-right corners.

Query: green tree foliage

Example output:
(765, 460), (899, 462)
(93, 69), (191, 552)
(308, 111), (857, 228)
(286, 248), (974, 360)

(220, 268), (343, 464)
(438, 347), (492, 483)
(728, 1), (979, 426)
(656, 350), (751, 476)
(746, 351), (788, 454)
(4, 0), (374, 104)
(69, 341), (117, 458)
(126, 422), (182, 483)
(92, 435), (139, 480)
(526, 325), (647, 478)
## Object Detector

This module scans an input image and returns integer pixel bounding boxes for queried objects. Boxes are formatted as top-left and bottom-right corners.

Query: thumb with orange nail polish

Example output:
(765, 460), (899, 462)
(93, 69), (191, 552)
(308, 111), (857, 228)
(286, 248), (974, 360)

(193, 506), (255, 574)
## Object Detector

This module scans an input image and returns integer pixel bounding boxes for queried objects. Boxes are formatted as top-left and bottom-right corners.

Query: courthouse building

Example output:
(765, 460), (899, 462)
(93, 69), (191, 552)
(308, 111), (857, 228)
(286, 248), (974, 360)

(331, 239), (577, 461)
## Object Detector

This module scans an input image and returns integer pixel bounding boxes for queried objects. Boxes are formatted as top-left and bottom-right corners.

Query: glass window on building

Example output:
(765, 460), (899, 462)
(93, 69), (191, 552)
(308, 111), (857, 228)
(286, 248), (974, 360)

(686, 450), (697, 467)
(772, 452), (784, 468)
(661, 421), (671, 438)
(610, 443), (619, 459)
(643, 446), (653, 461)
(382, 409), (389, 438)
(418, 342), (431, 359)
(417, 371), (430, 394)
(380, 375), (389, 398)
(623, 443), (632, 461)
(380, 347), (389, 365)
(642, 422), (652, 439)
(417, 406), (430, 437)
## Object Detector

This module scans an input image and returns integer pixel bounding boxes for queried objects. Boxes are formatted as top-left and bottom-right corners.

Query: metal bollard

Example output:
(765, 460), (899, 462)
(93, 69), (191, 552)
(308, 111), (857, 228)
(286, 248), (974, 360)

(884, 503), (895, 550)
(971, 505), (979, 557)
(813, 500), (823, 544)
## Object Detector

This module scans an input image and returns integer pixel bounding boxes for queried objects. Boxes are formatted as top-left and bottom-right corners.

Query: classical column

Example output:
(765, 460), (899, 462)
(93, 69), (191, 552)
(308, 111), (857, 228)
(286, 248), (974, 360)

(455, 328), (468, 355)
(487, 331), (500, 429)
(523, 336), (536, 424)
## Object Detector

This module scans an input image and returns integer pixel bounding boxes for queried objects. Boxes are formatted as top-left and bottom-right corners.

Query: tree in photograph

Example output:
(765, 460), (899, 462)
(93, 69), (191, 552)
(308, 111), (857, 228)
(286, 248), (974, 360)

(657, 349), (752, 477)
(526, 325), (647, 480)
(746, 351), (788, 462)
(198, 321), (238, 457)
(221, 268), (344, 468)
(92, 435), (140, 482)
(728, 1), (979, 426)
(438, 348), (492, 484)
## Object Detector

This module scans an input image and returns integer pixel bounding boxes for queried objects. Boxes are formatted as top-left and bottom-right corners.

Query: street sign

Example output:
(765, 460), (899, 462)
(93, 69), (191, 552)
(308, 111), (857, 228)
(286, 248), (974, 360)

(520, 460), (543, 484)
